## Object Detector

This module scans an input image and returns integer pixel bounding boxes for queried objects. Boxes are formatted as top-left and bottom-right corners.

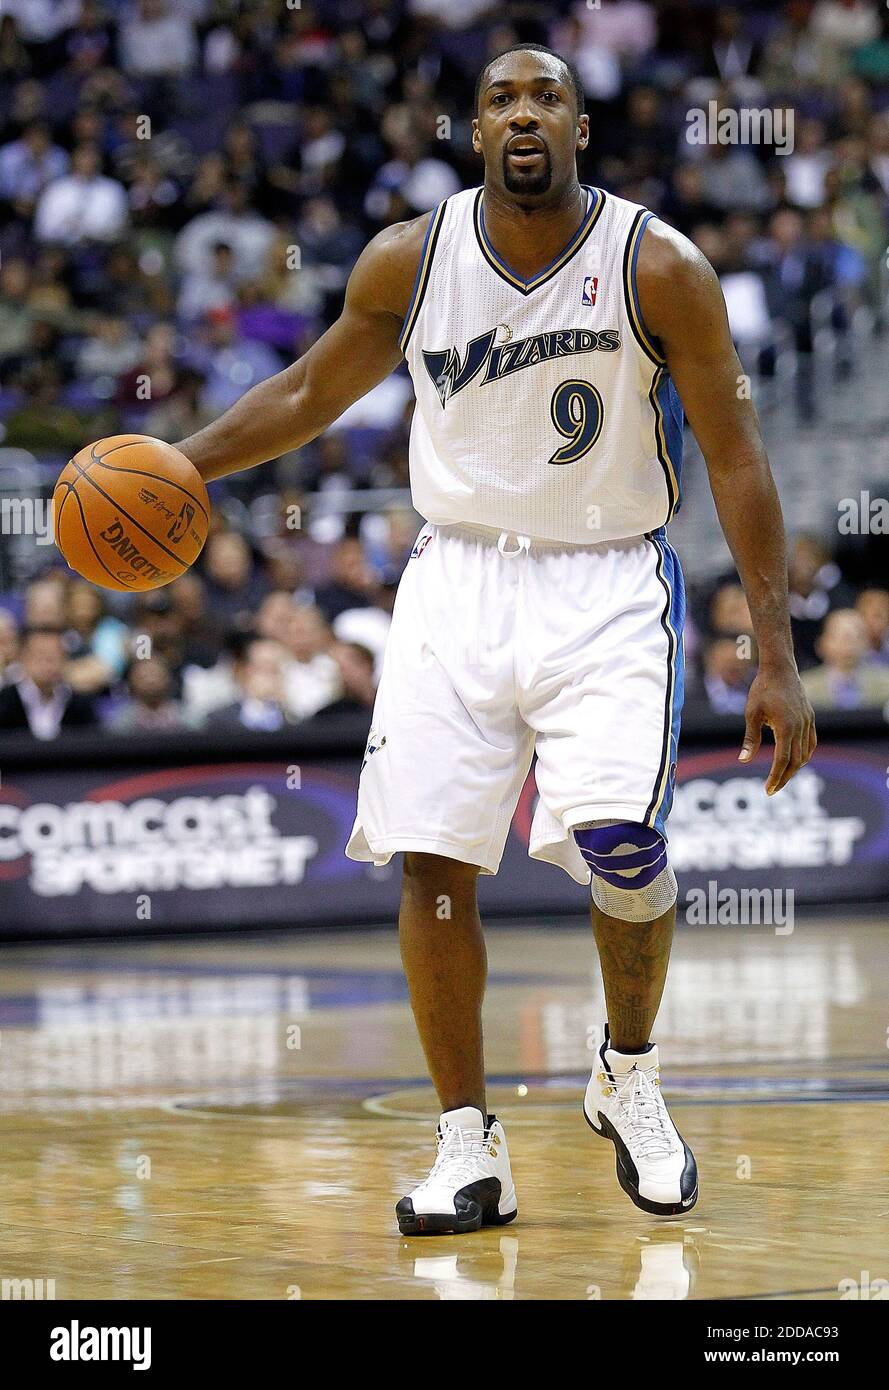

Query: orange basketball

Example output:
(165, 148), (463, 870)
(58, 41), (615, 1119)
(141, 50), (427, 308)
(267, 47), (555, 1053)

(53, 435), (210, 592)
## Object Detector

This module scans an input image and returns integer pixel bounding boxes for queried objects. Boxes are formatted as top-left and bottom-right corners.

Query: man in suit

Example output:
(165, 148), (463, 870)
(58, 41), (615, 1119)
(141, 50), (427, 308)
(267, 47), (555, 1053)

(205, 636), (293, 732)
(802, 608), (889, 710)
(0, 627), (98, 737)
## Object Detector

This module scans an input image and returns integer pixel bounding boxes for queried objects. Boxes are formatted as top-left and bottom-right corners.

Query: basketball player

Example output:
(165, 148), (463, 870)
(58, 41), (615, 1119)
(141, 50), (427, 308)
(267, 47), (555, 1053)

(176, 46), (816, 1233)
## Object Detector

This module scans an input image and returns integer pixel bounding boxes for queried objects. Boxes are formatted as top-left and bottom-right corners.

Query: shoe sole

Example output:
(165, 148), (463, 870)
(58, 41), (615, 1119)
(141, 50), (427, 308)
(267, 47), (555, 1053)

(396, 1205), (517, 1236)
(583, 1107), (698, 1217)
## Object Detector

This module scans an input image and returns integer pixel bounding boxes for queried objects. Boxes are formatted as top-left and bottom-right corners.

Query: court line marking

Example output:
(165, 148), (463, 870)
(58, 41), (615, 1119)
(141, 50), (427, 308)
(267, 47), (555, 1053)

(159, 1099), (299, 1123)
(361, 1094), (889, 1122)
(157, 1089), (889, 1126)
(716, 1286), (840, 1301)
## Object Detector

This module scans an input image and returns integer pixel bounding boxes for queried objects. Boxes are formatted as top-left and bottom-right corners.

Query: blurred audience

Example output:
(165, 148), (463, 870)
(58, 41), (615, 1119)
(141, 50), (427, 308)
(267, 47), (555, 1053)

(206, 636), (293, 732)
(0, 626), (98, 737)
(110, 654), (186, 731)
(801, 608), (889, 709)
(856, 587), (889, 665)
(313, 537), (375, 623)
(322, 641), (378, 716)
(788, 532), (857, 668)
(702, 637), (756, 716)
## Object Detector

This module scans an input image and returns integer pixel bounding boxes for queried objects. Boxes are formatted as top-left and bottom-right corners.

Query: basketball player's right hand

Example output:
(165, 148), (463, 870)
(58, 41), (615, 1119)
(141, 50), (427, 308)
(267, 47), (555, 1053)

(739, 668), (817, 796)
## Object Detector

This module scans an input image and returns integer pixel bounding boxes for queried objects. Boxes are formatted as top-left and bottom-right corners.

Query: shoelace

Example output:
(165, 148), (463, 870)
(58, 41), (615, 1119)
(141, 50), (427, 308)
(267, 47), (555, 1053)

(608, 1064), (677, 1161)
(413, 1126), (493, 1191)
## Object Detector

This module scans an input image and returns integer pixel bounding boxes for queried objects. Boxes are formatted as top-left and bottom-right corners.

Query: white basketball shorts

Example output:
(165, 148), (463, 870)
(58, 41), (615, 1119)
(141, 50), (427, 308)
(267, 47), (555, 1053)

(346, 521), (684, 885)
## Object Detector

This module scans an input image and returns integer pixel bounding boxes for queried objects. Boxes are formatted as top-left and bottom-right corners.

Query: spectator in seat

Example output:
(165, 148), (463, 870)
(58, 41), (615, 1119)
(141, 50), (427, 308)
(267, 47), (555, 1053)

(143, 366), (213, 443)
(280, 601), (340, 720)
(318, 641), (377, 717)
(255, 590), (296, 646)
(206, 637), (293, 732)
(856, 588), (889, 665)
(313, 537), (374, 623)
(175, 179), (275, 285)
(0, 609), (20, 684)
(24, 575), (67, 629)
(167, 572), (224, 670)
(180, 628), (245, 724)
(34, 142), (128, 245)
(662, 165), (721, 240)
(117, 321), (179, 415)
(6, 361), (116, 452)
(783, 118), (832, 210)
(177, 241), (239, 324)
(0, 258), (36, 363)
(198, 305), (283, 415)
(76, 313), (142, 385)
(0, 627), (98, 737)
(118, 0), (198, 78)
(702, 636), (755, 716)
(788, 533), (856, 668)
(709, 581), (753, 640)
(0, 13), (30, 82)
(202, 530), (268, 630)
(62, 0), (117, 75)
(127, 589), (187, 686)
(110, 655), (185, 731)
(0, 120), (68, 216)
(802, 608), (889, 709)
(64, 581), (129, 694)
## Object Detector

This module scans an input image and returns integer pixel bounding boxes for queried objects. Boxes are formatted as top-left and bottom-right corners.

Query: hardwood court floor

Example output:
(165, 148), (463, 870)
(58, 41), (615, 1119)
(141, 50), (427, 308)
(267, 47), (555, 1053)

(0, 916), (887, 1301)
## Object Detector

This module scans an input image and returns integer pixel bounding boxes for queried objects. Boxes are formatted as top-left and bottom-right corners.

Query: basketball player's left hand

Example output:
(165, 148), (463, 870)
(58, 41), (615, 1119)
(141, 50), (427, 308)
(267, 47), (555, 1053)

(739, 669), (817, 795)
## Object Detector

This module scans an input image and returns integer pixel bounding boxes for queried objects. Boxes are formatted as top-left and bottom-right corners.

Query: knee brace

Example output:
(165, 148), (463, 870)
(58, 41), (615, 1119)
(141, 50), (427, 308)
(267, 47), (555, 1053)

(573, 821), (677, 922)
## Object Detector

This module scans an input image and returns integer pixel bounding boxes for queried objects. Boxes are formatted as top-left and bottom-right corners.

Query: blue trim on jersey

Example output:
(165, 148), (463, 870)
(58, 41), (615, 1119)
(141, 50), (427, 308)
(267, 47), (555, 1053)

(654, 366), (685, 518)
(627, 210), (666, 364)
(645, 527), (685, 836)
(399, 199), (447, 354)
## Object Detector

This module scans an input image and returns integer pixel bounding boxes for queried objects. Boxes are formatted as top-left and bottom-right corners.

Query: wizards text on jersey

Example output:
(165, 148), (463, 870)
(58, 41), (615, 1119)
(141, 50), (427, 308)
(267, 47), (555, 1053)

(422, 326), (622, 407)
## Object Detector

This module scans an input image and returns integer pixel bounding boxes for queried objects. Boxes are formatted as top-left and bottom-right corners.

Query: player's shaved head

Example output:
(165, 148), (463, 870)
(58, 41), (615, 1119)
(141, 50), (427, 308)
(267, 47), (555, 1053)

(475, 44), (585, 118)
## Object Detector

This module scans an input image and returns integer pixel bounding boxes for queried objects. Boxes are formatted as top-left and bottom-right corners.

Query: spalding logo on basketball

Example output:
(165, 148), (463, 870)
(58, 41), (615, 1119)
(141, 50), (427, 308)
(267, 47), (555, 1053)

(53, 435), (210, 592)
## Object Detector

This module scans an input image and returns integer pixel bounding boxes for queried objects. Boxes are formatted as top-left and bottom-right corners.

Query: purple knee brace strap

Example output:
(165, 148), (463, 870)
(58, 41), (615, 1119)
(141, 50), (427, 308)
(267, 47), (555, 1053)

(573, 822), (668, 889)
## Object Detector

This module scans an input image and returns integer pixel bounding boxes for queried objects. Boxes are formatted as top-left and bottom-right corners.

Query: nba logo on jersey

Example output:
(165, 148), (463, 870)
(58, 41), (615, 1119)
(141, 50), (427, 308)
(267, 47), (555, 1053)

(582, 275), (599, 306)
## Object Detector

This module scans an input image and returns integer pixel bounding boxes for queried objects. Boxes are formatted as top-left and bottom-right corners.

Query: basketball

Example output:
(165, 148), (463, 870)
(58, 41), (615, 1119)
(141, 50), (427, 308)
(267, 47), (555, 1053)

(53, 435), (210, 592)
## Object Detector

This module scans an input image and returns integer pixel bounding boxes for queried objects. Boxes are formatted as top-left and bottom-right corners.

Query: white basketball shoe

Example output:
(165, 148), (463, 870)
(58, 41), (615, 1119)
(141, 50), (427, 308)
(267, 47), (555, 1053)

(584, 1027), (698, 1216)
(396, 1106), (518, 1235)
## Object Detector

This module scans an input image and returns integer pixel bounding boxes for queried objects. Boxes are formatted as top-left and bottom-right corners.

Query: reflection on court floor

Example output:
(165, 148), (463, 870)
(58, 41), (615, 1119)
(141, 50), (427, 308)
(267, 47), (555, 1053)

(0, 918), (886, 1300)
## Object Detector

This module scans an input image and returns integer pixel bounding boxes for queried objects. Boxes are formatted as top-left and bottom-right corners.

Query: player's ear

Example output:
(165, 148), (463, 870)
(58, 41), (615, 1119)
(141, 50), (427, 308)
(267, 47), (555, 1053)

(576, 113), (590, 152)
(471, 118), (482, 155)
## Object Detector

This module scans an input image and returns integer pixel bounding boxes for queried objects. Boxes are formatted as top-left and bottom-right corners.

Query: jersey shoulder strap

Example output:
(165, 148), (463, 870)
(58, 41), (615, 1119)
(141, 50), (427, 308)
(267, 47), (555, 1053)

(398, 189), (474, 354)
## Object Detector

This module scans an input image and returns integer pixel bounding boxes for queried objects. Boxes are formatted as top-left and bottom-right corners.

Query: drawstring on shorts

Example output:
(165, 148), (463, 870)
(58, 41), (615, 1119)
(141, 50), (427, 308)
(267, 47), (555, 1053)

(497, 531), (531, 558)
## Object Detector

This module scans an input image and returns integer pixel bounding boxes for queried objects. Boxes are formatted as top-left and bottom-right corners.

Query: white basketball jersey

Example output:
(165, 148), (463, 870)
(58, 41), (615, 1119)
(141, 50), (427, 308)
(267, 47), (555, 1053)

(400, 185), (683, 546)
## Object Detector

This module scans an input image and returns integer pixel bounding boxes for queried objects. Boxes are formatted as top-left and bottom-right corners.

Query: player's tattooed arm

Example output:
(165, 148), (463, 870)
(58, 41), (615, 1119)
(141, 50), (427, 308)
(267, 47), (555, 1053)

(636, 219), (816, 795)
(174, 213), (431, 482)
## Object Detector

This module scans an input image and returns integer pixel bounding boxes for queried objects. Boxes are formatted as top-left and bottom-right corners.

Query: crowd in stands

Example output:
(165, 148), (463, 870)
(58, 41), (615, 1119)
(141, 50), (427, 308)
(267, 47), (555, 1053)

(1, 510), (887, 740)
(691, 534), (889, 718)
(1, 0), (888, 736)
(0, 534), (392, 736)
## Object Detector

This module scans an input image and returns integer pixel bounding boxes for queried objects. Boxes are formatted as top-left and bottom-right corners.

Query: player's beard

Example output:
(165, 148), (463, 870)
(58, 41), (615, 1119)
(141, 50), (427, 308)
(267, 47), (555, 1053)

(502, 145), (552, 195)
